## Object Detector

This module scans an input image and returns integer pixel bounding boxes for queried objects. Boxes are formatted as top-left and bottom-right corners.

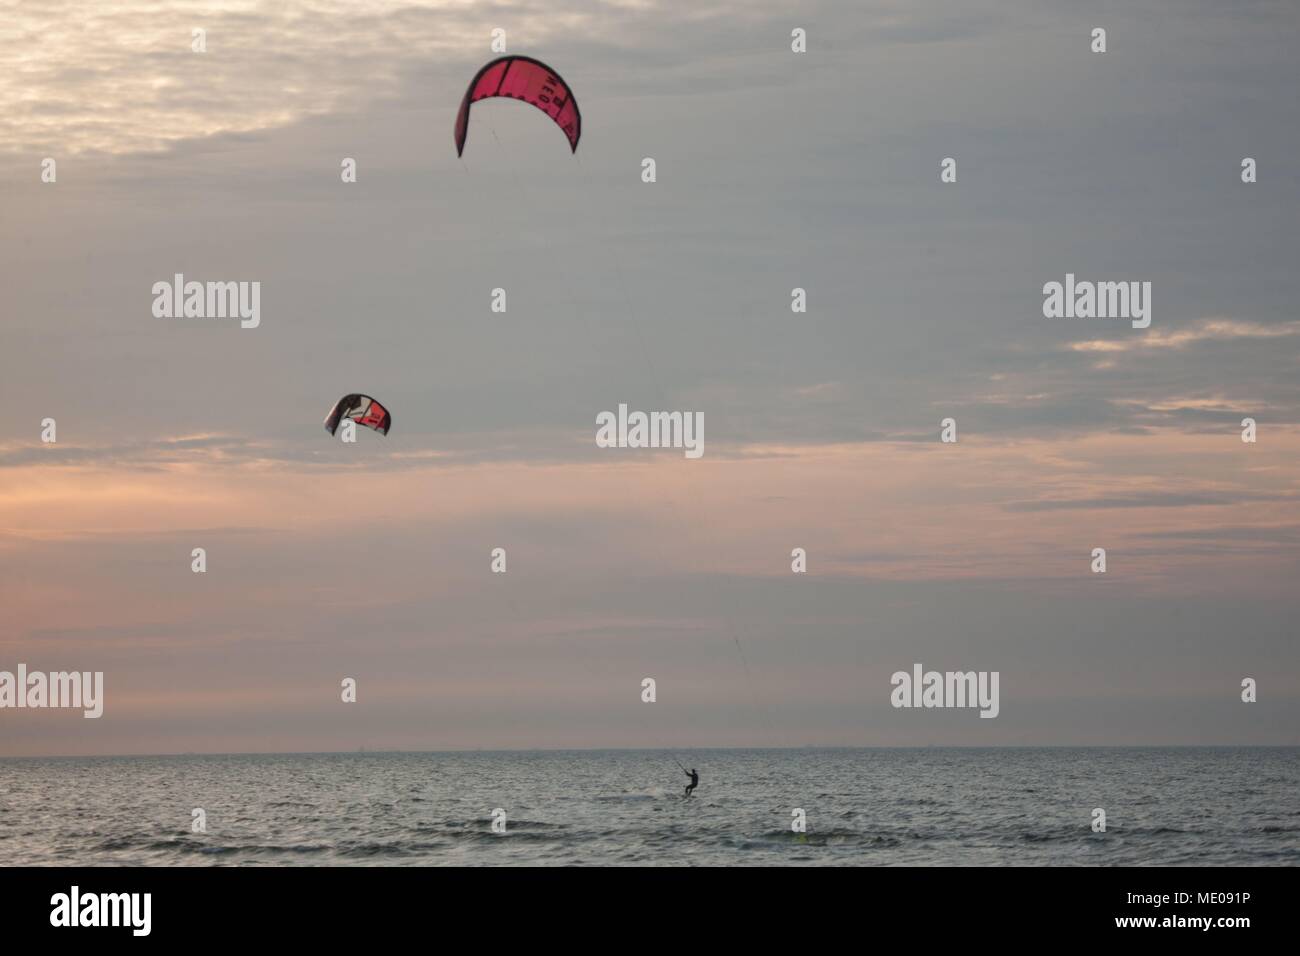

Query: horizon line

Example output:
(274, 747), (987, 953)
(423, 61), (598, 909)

(3, 743), (1297, 760)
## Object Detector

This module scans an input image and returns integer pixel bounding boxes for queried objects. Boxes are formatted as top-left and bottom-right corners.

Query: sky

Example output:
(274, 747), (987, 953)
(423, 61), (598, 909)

(1, 0), (1298, 755)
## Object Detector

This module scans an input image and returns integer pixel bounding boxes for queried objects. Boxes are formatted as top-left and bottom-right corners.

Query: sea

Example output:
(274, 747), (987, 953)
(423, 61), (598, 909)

(1, 748), (1297, 866)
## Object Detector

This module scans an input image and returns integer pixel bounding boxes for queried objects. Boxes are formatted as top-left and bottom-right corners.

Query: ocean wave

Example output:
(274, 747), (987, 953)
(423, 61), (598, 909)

(597, 788), (670, 802)
(747, 829), (902, 848)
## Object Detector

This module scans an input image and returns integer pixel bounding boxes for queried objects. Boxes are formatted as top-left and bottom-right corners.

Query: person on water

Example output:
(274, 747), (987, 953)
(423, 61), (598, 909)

(683, 767), (699, 798)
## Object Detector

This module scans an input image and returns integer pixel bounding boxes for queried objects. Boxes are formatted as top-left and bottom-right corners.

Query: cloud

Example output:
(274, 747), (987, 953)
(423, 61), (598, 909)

(0, 1), (555, 157)
(1004, 490), (1297, 512)
(1139, 524), (1300, 543)
(1070, 318), (1300, 354)
(4, 0), (1300, 753)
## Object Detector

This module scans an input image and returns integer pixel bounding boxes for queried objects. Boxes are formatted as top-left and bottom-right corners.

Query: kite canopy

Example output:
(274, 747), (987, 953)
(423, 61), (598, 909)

(454, 55), (581, 156)
(324, 394), (391, 436)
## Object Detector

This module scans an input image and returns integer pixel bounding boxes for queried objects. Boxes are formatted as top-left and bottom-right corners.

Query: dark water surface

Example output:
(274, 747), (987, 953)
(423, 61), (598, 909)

(2, 748), (1296, 865)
